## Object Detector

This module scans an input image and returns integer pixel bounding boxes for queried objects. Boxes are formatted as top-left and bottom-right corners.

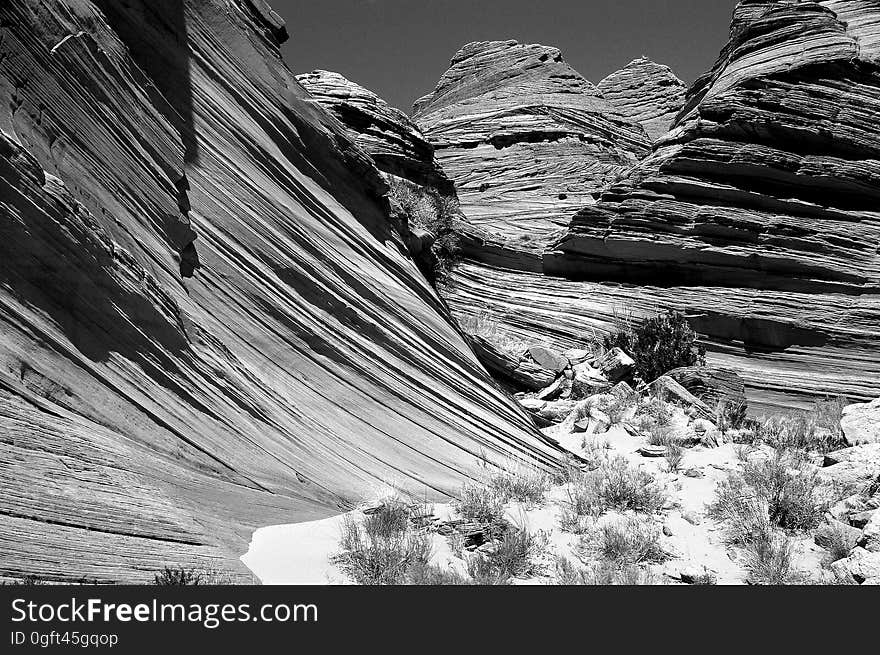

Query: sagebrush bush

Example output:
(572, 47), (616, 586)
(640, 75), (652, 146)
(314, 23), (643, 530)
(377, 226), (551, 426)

(406, 562), (470, 585)
(577, 516), (668, 567)
(664, 440), (685, 474)
(716, 398), (749, 433)
(456, 482), (505, 525)
(554, 556), (658, 585)
(466, 526), (546, 584)
(489, 466), (548, 506)
(559, 456), (666, 533)
(333, 504), (433, 585)
(153, 567), (203, 586)
(387, 177), (461, 285)
(710, 450), (827, 535)
(755, 398), (847, 453)
(603, 309), (706, 382)
(585, 455), (667, 515)
(745, 529), (801, 585)
(742, 450), (828, 531)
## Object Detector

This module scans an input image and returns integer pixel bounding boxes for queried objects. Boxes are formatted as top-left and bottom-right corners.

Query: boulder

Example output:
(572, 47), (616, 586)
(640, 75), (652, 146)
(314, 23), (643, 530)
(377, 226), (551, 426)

(814, 516), (862, 553)
(818, 460), (880, 489)
(470, 336), (556, 391)
(520, 399), (579, 425)
(535, 377), (568, 401)
(528, 346), (570, 373)
(850, 510), (876, 530)
(842, 398), (880, 446)
(571, 362), (611, 398)
(667, 367), (747, 413)
(596, 348), (635, 383)
(836, 547), (880, 584)
(823, 443), (880, 467)
(861, 510), (880, 552)
(649, 376), (714, 421)
(638, 445), (667, 458)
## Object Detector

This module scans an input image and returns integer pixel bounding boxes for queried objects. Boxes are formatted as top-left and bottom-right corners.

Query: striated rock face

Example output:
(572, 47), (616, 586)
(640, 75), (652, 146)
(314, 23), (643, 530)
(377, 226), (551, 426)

(296, 70), (454, 194)
(0, 1), (560, 582)
(295, 69), (462, 284)
(536, 0), (880, 408)
(598, 57), (689, 142)
(413, 40), (651, 251)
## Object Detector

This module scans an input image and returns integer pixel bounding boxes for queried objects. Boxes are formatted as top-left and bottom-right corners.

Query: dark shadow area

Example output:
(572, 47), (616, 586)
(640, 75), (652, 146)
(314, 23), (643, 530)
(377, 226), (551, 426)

(93, 0), (197, 164)
(688, 311), (829, 354)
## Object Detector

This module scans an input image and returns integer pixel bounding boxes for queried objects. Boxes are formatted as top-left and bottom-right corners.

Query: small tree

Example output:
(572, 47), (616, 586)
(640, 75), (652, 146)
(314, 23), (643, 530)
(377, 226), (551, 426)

(603, 309), (705, 382)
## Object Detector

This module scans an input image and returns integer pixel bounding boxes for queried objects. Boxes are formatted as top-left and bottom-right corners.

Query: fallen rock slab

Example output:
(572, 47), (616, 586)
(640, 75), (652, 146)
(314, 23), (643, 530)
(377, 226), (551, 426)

(842, 398), (880, 446)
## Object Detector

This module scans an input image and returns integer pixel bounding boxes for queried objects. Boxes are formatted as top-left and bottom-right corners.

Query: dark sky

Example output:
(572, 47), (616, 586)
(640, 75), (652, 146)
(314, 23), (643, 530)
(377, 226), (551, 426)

(276, 0), (738, 114)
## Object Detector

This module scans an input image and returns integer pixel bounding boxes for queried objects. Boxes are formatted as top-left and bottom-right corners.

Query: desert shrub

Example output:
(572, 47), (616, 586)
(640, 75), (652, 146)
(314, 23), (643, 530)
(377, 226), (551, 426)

(818, 522), (857, 564)
(363, 500), (412, 538)
(664, 440), (685, 474)
(457, 311), (530, 358)
(559, 455), (665, 533)
(153, 567), (203, 586)
(691, 571), (717, 585)
(554, 556), (658, 585)
(588, 455), (667, 514)
(754, 397), (847, 453)
(467, 527), (546, 584)
(489, 466), (548, 505)
(406, 562), (470, 585)
(456, 482), (505, 525)
(745, 529), (801, 585)
(387, 177), (461, 284)
(636, 394), (675, 433)
(708, 484), (806, 585)
(603, 309), (706, 382)
(711, 449), (827, 534)
(466, 555), (512, 585)
(333, 505), (432, 585)
(577, 516), (668, 567)
(716, 398), (749, 433)
(741, 450), (827, 531)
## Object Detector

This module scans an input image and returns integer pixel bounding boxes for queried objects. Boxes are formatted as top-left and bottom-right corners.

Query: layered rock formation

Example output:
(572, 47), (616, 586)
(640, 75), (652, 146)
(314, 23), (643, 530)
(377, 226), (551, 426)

(544, 0), (880, 407)
(0, 0), (560, 583)
(296, 70), (454, 194)
(295, 69), (462, 283)
(441, 2), (880, 411)
(413, 40), (651, 252)
(598, 57), (689, 142)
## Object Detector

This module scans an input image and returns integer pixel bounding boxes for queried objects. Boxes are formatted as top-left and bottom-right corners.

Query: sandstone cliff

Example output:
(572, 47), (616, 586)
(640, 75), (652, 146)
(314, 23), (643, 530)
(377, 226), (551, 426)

(0, 0), (560, 583)
(436, 2), (880, 412)
(598, 57), (688, 142)
(413, 40), (652, 254)
(544, 0), (880, 408)
(295, 69), (463, 284)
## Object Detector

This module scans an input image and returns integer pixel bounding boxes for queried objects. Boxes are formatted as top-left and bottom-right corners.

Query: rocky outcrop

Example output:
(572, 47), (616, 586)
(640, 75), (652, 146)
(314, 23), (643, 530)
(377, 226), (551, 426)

(460, 0), (880, 409)
(413, 40), (651, 251)
(296, 70), (454, 194)
(296, 69), (463, 284)
(0, 0), (561, 583)
(598, 57), (688, 142)
(842, 397), (880, 445)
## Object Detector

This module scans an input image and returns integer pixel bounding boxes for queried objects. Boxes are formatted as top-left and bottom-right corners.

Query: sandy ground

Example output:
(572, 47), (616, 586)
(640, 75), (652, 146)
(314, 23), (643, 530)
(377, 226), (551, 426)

(241, 423), (829, 585)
